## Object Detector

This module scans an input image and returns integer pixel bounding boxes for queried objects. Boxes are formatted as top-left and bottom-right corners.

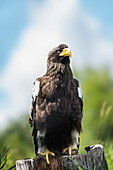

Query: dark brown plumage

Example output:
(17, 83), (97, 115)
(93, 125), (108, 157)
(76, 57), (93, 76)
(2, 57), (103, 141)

(29, 44), (83, 164)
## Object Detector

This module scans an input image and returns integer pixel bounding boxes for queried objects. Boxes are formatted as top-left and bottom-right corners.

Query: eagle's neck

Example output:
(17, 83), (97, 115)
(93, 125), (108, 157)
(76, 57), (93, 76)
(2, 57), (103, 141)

(46, 62), (73, 79)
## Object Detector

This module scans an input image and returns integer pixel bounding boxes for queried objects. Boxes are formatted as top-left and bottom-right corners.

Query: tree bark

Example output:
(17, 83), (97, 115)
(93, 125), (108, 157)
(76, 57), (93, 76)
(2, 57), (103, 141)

(16, 144), (108, 170)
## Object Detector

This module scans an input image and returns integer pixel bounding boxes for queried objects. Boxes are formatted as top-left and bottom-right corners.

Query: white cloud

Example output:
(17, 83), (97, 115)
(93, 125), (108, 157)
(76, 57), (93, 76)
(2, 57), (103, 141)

(0, 0), (113, 131)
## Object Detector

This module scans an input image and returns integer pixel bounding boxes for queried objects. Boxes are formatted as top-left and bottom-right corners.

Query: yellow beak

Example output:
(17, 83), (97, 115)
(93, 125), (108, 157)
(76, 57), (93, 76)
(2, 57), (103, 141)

(59, 48), (71, 58)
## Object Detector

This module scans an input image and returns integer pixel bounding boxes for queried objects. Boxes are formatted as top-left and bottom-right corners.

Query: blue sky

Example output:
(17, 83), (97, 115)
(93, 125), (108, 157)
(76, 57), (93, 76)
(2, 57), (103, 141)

(0, 0), (113, 72)
(0, 0), (113, 131)
(80, 0), (113, 40)
(0, 0), (28, 72)
(0, 0), (45, 72)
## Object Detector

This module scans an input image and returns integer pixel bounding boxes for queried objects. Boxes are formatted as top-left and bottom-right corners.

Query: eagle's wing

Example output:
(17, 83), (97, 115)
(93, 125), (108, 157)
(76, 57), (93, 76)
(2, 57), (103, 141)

(29, 80), (40, 155)
(69, 78), (83, 151)
(74, 78), (83, 113)
(29, 80), (39, 126)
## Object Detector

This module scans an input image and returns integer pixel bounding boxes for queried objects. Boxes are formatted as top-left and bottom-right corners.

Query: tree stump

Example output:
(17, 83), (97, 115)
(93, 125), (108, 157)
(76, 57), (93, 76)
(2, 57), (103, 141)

(16, 144), (108, 170)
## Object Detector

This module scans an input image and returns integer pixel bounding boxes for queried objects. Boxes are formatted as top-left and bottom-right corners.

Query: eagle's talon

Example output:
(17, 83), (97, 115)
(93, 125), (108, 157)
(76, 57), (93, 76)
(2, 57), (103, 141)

(38, 152), (45, 156)
(69, 146), (71, 156)
(63, 146), (71, 155)
(63, 146), (78, 156)
(63, 147), (68, 154)
(38, 148), (55, 164)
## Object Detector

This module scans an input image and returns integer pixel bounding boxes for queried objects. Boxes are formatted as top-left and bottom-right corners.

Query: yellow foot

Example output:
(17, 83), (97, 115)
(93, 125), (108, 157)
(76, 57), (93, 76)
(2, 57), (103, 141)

(63, 146), (78, 156)
(38, 148), (55, 164)
(63, 146), (71, 155)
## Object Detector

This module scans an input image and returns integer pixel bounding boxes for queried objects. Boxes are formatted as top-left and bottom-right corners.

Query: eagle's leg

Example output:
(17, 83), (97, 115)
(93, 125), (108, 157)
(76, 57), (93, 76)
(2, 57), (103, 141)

(38, 148), (55, 164)
(70, 129), (79, 155)
(63, 129), (79, 155)
(37, 130), (55, 164)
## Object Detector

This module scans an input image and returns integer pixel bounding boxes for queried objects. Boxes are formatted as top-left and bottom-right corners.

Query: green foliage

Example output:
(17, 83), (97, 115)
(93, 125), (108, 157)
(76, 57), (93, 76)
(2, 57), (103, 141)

(97, 102), (112, 141)
(73, 67), (113, 166)
(74, 68), (113, 153)
(0, 146), (15, 170)
(0, 115), (34, 168)
(104, 143), (113, 170)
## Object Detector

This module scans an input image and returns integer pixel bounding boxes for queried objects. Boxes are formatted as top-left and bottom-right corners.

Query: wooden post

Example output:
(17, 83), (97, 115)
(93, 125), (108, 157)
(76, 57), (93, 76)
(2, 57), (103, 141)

(16, 144), (108, 170)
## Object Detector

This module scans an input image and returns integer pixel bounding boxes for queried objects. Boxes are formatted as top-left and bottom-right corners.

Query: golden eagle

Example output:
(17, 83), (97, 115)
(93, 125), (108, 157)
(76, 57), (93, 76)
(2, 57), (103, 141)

(29, 44), (83, 164)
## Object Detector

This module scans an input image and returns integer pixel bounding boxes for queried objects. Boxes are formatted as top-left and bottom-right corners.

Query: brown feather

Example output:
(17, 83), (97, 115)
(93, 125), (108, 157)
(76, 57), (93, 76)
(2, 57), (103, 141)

(30, 44), (83, 154)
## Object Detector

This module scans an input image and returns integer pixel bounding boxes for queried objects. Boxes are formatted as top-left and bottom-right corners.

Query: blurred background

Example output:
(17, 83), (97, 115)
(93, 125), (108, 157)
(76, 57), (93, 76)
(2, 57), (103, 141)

(0, 0), (113, 169)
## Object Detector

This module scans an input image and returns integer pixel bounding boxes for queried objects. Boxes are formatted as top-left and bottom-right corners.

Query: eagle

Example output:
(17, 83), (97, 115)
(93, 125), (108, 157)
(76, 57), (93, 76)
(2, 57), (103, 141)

(29, 44), (83, 164)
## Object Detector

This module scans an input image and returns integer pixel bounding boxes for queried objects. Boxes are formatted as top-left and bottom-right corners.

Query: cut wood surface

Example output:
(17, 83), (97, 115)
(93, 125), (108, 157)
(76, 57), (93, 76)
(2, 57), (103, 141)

(16, 144), (108, 170)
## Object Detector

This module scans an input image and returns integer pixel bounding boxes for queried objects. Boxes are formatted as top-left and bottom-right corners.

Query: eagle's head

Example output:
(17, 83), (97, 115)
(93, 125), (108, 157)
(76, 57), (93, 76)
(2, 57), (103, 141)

(48, 44), (71, 66)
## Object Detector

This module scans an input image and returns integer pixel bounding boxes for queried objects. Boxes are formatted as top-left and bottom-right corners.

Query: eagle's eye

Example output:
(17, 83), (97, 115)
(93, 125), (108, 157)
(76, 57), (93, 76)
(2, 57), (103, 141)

(56, 48), (62, 54)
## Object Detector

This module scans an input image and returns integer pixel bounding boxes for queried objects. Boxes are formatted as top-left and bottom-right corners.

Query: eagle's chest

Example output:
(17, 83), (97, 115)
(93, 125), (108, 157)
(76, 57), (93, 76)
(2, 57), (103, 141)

(41, 74), (71, 99)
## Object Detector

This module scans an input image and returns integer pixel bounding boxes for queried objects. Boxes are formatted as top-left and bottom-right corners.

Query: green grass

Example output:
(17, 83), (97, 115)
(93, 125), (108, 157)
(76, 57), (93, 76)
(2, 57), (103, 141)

(0, 146), (15, 170)
(104, 143), (113, 170)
